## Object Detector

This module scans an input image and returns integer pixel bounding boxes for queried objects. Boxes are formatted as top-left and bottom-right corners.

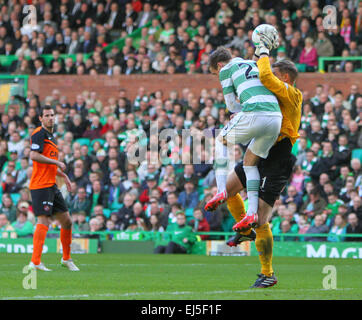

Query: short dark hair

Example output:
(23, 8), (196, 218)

(272, 59), (298, 83)
(208, 46), (232, 70)
(40, 105), (54, 117)
(310, 188), (320, 196)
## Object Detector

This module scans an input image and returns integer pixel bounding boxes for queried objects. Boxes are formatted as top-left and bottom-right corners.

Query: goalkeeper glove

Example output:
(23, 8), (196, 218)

(254, 46), (260, 58)
(259, 34), (274, 56)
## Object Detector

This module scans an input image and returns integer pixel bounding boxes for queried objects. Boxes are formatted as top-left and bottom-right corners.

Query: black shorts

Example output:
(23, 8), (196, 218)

(30, 184), (68, 217)
(234, 138), (296, 207)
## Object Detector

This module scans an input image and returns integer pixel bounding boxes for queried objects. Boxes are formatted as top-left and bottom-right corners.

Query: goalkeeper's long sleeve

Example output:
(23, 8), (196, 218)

(257, 56), (303, 145)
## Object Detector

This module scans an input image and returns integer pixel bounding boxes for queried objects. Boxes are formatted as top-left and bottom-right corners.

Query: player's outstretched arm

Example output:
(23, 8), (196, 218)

(257, 56), (288, 98)
(252, 47), (260, 62)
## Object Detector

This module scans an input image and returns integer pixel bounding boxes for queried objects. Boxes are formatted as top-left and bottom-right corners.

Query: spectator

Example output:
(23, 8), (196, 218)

(176, 164), (199, 192)
(149, 214), (165, 232)
(299, 37), (318, 72)
(188, 207), (210, 240)
(200, 193), (223, 232)
(136, 3), (157, 29)
(324, 192), (345, 221)
(345, 213), (362, 241)
(73, 211), (90, 232)
(107, 172), (126, 211)
(33, 58), (47, 75)
(282, 185), (304, 210)
(272, 208), (299, 235)
(154, 211), (196, 254)
(90, 179), (108, 212)
(305, 214), (330, 241)
(300, 188), (327, 219)
(11, 211), (33, 238)
(287, 37), (302, 63)
(327, 214), (347, 242)
(315, 31), (334, 57)
(69, 187), (92, 217)
(89, 217), (102, 234)
(0, 213), (17, 238)
(178, 179), (199, 210)
(297, 214), (310, 235)
(139, 173), (162, 204)
(274, 220), (298, 241)
(106, 220), (117, 233)
(0, 194), (17, 223)
(116, 193), (136, 230)
(17, 201), (35, 226)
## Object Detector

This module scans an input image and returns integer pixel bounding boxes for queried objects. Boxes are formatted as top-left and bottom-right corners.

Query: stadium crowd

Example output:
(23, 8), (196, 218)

(0, 80), (361, 242)
(0, 0), (361, 245)
(0, 0), (361, 75)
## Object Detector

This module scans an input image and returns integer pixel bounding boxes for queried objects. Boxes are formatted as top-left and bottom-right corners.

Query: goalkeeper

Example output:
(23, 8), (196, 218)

(208, 27), (303, 288)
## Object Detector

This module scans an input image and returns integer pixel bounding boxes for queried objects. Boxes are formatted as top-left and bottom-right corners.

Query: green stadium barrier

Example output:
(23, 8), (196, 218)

(0, 53), (93, 69)
(2, 230), (362, 258)
(0, 55), (19, 67)
(101, 240), (155, 254)
(0, 237), (98, 253)
(260, 241), (362, 259)
(0, 75), (28, 106)
(318, 56), (362, 73)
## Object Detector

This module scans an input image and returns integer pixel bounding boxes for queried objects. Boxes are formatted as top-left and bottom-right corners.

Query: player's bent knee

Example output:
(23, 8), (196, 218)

(56, 211), (72, 229)
(226, 171), (244, 197)
(37, 215), (51, 227)
(257, 198), (273, 225)
(243, 149), (260, 166)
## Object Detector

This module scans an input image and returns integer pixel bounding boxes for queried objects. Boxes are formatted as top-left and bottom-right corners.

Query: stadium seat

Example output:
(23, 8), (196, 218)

(10, 193), (21, 205)
(352, 149), (362, 162)
(91, 138), (106, 148)
(74, 138), (91, 147)
(110, 202), (123, 211)
(185, 208), (194, 218)
(295, 63), (307, 72)
(197, 178), (205, 195)
(103, 208), (111, 219)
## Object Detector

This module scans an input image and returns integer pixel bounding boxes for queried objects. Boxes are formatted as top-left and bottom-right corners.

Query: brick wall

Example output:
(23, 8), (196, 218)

(27, 73), (360, 104)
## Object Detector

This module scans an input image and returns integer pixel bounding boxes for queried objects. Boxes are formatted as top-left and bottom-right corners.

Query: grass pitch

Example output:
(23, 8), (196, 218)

(1, 253), (361, 300)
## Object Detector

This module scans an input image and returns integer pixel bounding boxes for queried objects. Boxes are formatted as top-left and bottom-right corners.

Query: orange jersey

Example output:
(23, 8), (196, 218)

(257, 57), (303, 145)
(29, 127), (58, 190)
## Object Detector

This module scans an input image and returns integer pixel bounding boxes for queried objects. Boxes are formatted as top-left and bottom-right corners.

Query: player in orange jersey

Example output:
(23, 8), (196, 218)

(28, 105), (79, 271)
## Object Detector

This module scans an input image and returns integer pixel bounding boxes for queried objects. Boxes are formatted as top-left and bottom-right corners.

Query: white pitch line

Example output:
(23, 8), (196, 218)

(1, 288), (356, 300)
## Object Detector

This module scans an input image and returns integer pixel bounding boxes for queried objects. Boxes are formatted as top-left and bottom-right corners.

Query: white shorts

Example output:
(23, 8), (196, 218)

(220, 112), (282, 159)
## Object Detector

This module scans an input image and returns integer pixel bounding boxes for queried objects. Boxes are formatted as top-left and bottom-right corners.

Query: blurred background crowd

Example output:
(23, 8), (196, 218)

(0, 0), (361, 244)
(0, 0), (362, 75)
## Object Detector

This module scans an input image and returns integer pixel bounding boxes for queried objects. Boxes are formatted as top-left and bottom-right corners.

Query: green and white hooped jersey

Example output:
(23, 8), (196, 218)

(219, 57), (281, 114)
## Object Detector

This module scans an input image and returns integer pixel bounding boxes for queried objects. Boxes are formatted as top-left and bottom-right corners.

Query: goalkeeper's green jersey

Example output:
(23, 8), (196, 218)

(219, 57), (281, 114)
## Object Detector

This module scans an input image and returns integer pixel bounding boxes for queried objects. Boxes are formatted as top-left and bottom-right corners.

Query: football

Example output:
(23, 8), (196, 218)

(252, 24), (279, 48)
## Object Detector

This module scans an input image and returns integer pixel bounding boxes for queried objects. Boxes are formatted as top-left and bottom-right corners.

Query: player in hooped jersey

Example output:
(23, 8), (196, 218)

(206, 47), (283, 229)
(28, 105), (79, 271)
